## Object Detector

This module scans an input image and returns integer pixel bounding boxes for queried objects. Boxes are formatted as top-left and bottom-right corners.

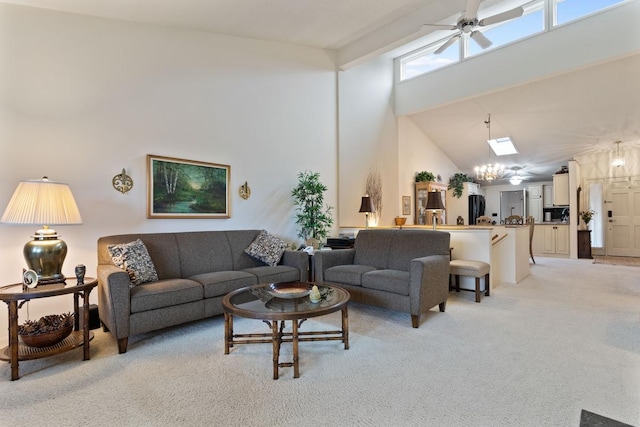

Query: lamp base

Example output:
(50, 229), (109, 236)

(24, 231), (68, 284)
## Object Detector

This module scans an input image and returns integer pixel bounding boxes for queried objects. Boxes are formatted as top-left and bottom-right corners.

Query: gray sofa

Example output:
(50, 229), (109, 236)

(314, 229), (450, 328)
(97, 230), (307, 353)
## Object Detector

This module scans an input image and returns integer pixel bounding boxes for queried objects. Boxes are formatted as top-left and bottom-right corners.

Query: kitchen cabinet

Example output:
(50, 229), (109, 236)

(532, 224), (569, 256)
(415, 181), (447, 226)
(552, 174), (569, 206)
(527, 185), (543, 223)
(543, 185), (553, 208)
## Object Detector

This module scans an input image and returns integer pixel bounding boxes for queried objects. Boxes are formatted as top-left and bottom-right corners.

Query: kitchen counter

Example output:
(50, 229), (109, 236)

(541, 221), (569, 225)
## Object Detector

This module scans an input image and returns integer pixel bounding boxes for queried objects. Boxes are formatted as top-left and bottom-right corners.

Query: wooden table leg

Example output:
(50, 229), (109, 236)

(292, 319), (299, 378)
(342, 306), (349, 350)
(82, 289), (91, 360)
(8, 300), (19, 380)
(272, 320), (280, 380)
(223, 312), (231, 355)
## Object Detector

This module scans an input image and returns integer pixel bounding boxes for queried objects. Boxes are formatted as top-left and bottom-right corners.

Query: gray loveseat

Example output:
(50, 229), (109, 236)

(97, 230), (307, 353)
(314, 229), (450, 328)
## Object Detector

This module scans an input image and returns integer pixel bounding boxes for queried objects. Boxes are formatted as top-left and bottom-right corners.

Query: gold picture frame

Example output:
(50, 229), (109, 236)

(147, 154), (230, 219)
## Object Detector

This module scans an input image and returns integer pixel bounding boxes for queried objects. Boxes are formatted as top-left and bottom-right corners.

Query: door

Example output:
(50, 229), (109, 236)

(606, 177), (640, 256)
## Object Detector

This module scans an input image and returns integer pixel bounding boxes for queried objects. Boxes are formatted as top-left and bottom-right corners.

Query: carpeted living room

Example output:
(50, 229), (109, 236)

(1, 1), (640, 426)
(0, 257), (638, 426)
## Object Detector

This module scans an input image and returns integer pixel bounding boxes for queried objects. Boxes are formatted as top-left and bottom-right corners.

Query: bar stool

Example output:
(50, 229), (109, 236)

(449, 260), (490, 303)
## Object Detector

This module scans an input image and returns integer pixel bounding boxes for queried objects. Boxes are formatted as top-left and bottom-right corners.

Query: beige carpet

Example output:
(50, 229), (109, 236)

(1, 257), (639, 427)
(593, 255), (640, 266)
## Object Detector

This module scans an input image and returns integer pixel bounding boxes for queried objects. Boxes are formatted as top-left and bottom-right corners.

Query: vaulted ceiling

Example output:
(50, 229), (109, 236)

(3, 0), (639, 182)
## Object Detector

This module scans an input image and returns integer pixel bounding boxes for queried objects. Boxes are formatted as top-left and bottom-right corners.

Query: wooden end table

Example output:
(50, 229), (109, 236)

(0, 277), (98, 380)
(222, 282), (349, 379)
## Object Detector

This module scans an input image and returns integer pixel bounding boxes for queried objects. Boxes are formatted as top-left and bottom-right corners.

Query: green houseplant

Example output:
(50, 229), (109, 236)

(291, 171), (334, 244)
(415, 171), (435, 183)
(448, 173), (474, 198)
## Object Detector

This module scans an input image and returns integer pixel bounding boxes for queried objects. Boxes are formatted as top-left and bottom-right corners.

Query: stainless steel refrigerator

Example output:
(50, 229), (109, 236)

(468, 194), (486, 225)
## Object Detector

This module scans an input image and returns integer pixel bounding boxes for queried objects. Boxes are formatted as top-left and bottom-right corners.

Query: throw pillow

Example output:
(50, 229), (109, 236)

(108, 239), (159, 286)
(244, 230), (288, 267)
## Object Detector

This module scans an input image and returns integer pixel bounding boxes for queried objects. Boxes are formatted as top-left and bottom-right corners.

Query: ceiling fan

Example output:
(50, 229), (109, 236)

(423, 0), (524, 54)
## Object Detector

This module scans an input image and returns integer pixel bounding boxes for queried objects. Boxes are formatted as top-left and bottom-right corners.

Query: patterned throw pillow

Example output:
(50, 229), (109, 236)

(244, 230), (288, 267)
(107, 239), (159, 286)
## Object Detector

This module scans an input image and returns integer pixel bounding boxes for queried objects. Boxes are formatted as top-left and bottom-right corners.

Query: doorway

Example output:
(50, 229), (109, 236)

(605, 176), (640, 257)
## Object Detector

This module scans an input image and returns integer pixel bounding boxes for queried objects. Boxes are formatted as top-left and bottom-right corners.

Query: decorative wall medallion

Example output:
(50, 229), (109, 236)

(112, 168), (134, 194)
(239, 181), (251, 200)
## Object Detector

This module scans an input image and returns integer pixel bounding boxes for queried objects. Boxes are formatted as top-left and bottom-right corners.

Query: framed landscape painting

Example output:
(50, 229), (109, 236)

(147, 155), (230, 219)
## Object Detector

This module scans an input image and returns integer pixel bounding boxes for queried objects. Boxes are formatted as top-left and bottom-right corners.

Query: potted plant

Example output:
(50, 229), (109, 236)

(291, 171), (334, 247)
(580, 209), (596, 229)
(415, 171), (435, 183)
(448, 173), (474, 198)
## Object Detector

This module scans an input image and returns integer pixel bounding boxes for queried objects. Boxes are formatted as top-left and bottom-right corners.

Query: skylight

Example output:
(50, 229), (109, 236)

(487, 137), (518, 156)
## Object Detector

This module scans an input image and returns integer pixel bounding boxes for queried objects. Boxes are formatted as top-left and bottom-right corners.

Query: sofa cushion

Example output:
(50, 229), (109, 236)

(242, 265), (300, 284)
(388, 230), (450, 271)
(175, 231), (233, 277)
(244, 230), (288, 267)
(353, 229), (394, 269)
(325, 264), (377, 286)
(190, 271), (257, 298)
(361, 269), (411, 296)
(108, 239), (159, 286)
(130, 278), (203, 313)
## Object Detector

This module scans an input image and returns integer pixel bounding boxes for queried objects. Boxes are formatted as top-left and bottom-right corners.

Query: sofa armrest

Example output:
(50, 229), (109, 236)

(280, 250), (309, 281)
(97, 264), (132, 339)
(313, 249), (356, 281)
(409, 254), (450, 314)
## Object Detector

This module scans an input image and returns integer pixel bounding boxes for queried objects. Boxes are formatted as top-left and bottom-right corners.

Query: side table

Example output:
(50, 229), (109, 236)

(577, 230), (592, 259)
(0, 278), (98, 380)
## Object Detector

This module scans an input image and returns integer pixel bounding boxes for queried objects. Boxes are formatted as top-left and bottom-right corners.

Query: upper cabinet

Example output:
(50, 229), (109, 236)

(415, 181), (447, 226)
(552, 174), (569, 206)
(527, 184), (543, 223)
(543, 185), (553, 208)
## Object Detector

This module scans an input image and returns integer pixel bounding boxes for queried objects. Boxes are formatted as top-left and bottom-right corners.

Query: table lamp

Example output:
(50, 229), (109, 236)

(425, 191), (445, 231)
(1, 177), (83, 284)
(359, 195), (376, 229)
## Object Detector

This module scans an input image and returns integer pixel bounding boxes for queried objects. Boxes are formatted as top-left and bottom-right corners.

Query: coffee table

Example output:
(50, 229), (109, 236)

(222, 282), (349, 379)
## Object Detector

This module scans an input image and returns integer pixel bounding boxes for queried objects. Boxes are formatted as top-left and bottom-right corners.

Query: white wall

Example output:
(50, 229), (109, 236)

(398, 117), (459, 223)
(394, 0), (640, 115)
(337, 56), (399, 228)
(0, 4), (338, 334)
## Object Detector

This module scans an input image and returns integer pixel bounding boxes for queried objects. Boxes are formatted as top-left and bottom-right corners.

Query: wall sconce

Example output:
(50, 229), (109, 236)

(359, 195), (376, 229)
(112, 168), (134, 194)
(239, 181), (251, 200)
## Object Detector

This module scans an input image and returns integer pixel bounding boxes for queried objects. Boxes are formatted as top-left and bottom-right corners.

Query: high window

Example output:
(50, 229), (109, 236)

(398, 0), (626, 81)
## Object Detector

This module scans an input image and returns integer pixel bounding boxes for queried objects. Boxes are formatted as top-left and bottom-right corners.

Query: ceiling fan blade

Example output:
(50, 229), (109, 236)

(479, 6), (524, 26)
(463, 0), (481, 20)
(421, 23), (458, 31)
(434, 34), (461, 54)
(470, 30), (492, 49)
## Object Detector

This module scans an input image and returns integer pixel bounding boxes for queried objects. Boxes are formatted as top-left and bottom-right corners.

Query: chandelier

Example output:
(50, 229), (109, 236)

(474, 114), (505, 181)
(611, 140), (625, 167)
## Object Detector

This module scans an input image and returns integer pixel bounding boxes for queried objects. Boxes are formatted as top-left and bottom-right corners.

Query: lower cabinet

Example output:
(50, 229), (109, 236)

(532, 224), (569, 257)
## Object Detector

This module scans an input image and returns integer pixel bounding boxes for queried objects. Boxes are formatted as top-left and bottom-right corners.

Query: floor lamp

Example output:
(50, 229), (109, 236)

(425, 191), (445, 231)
